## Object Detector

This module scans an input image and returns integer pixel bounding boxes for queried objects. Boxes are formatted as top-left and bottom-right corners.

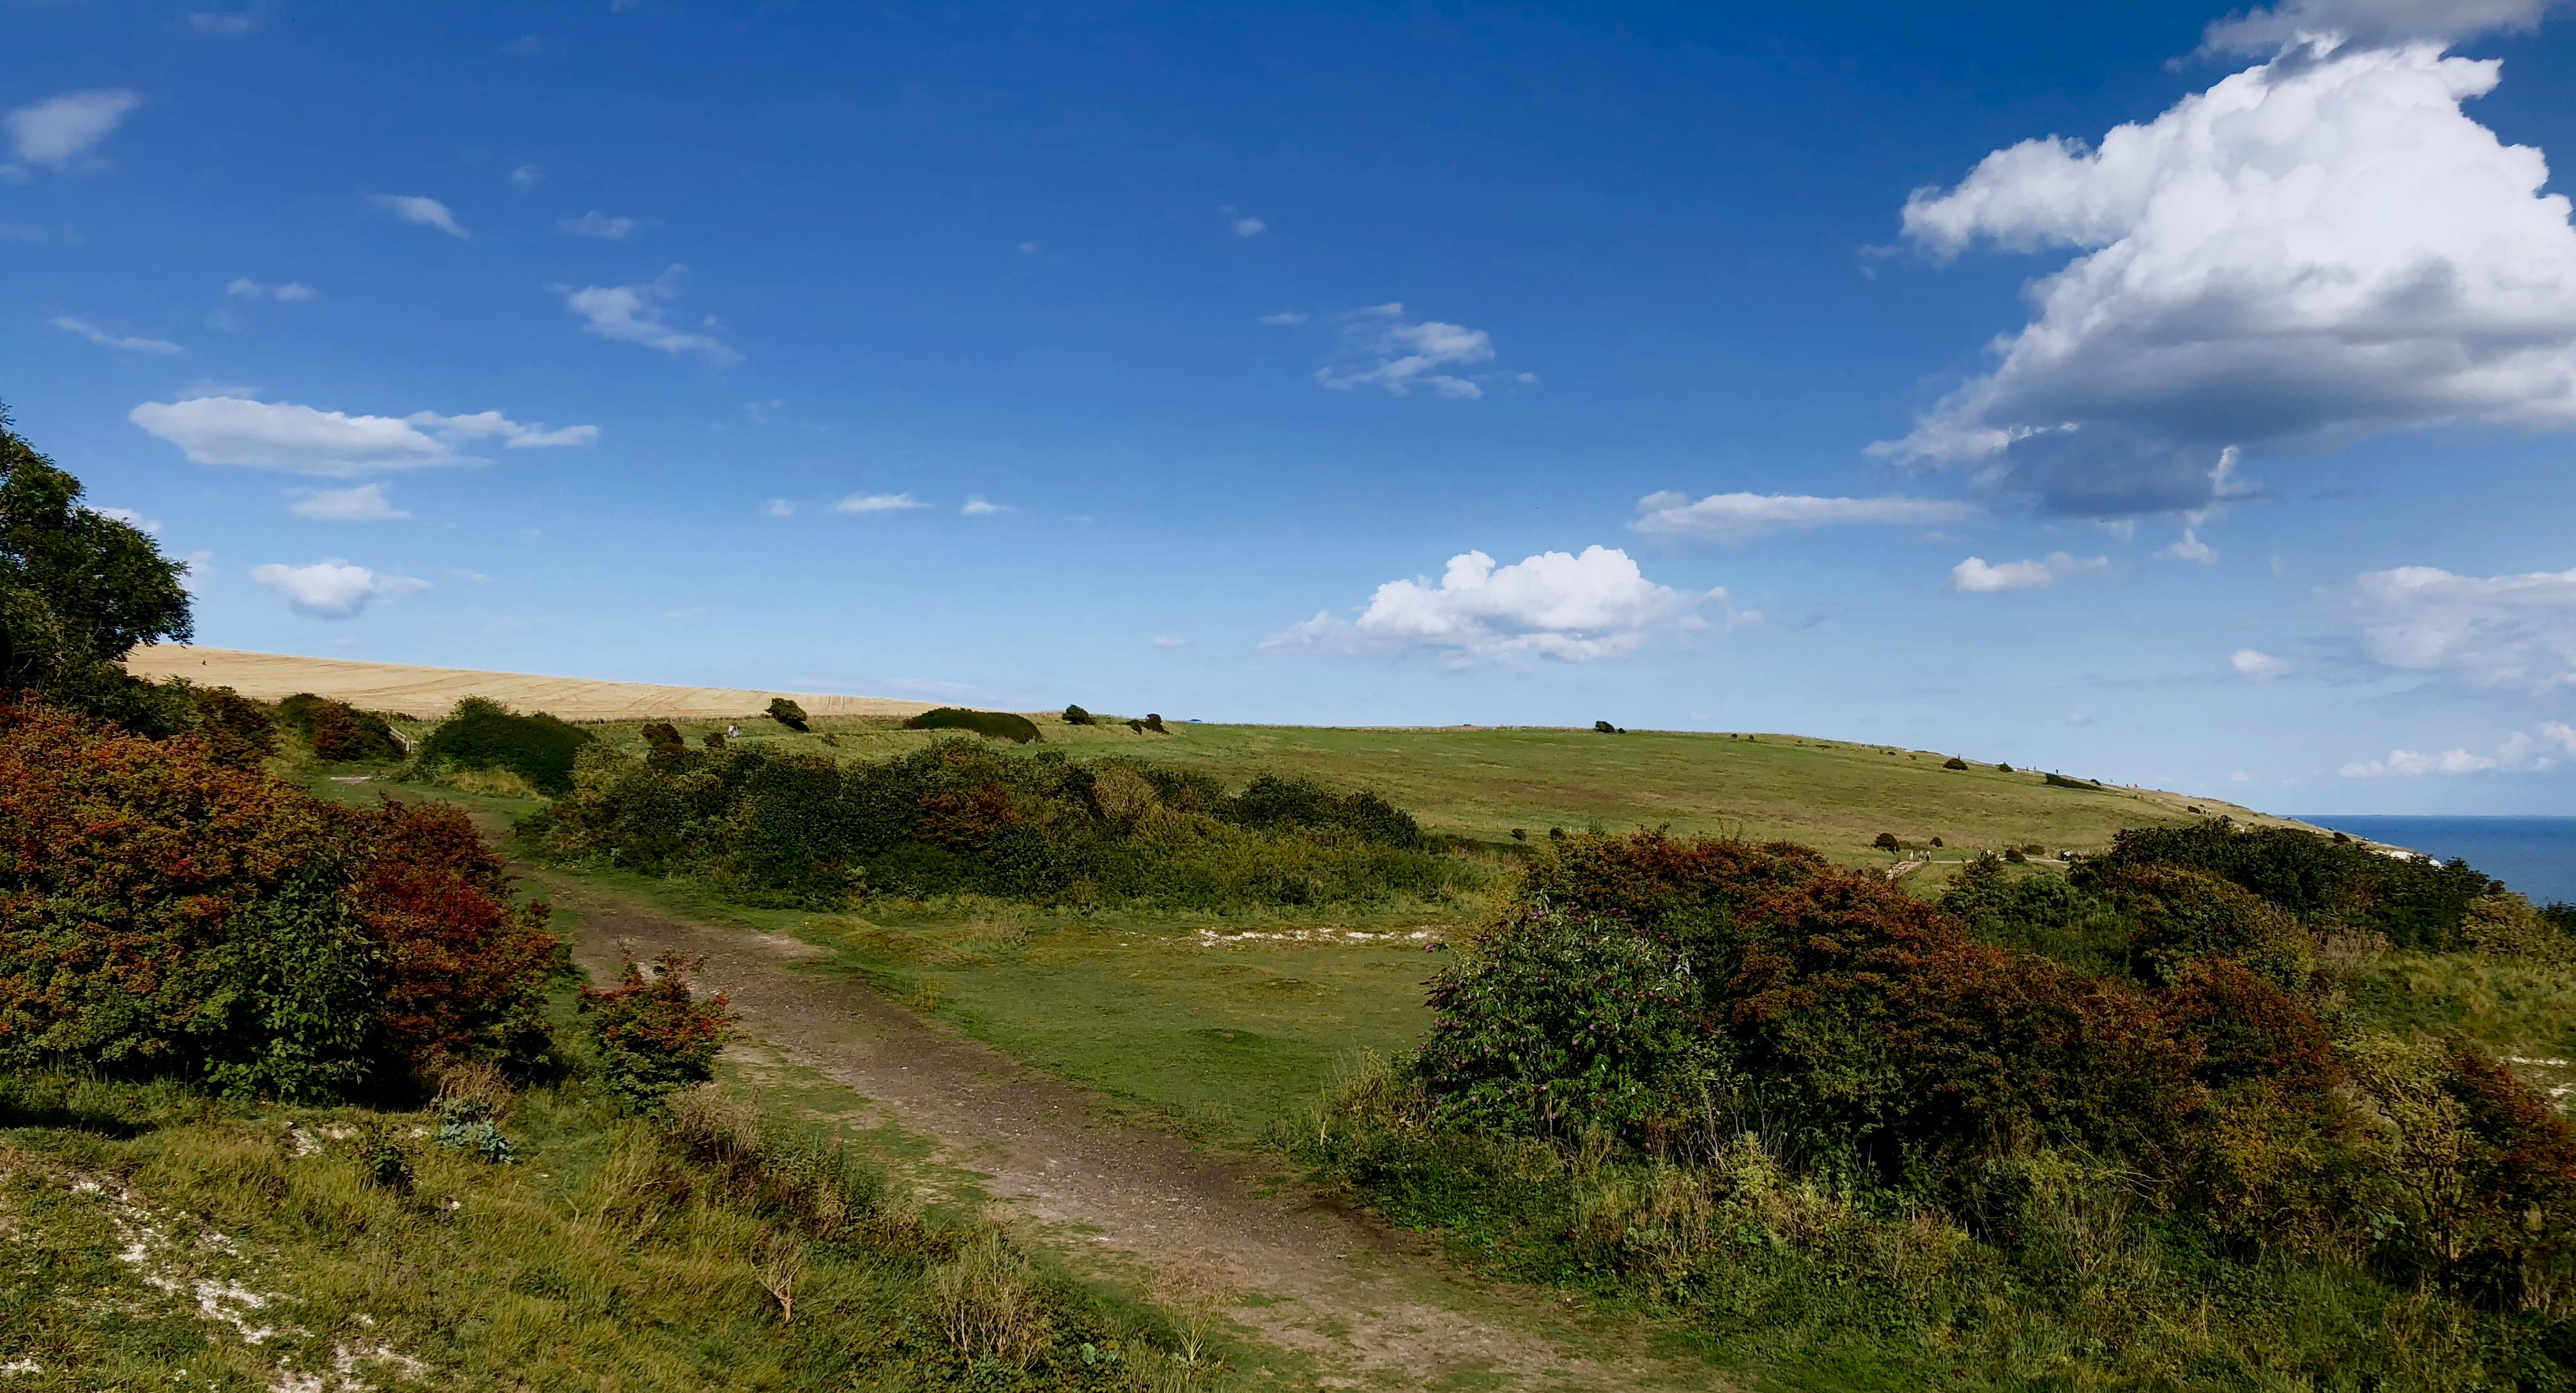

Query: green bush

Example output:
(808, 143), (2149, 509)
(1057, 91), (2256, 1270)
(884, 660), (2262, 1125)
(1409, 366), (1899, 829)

(640, 720), (683, 755)
(905, 706), (1040, 743)
(1873, 831), (1899, 852)
(412, 696), (592, 796)
(1061, 704), (1093, 725)
(277, 691), (405, 762)
(765, 696), (808, 730)
(181, 682), (278, 769)
(579, 951), (732, 1111)
(2089, 818), (2497, 951)
(2043, 772), (2098, 789)
(1942, 755), (1969, 770)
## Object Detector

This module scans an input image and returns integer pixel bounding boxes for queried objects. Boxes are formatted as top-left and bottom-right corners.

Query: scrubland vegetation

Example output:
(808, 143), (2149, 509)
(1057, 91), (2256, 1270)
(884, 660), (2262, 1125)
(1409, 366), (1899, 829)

(1289, 825), (2576, 1389)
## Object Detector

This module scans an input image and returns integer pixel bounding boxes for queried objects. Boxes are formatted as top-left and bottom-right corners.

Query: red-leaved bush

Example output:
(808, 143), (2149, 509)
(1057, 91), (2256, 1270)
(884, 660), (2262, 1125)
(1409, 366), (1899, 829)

(579, 951), (731, 1110)
(0, 700), (559, 1098)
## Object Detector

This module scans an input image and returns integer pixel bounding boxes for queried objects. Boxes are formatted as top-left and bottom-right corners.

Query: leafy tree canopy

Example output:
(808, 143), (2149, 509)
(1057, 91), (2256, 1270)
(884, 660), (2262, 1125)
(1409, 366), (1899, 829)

(0, 406), (194, 720)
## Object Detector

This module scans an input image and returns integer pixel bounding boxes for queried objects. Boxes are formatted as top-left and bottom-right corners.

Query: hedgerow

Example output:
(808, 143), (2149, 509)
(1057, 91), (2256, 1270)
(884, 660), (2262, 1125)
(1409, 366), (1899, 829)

(0, 700), (560, 1100)
(530, 737), (1478, 911)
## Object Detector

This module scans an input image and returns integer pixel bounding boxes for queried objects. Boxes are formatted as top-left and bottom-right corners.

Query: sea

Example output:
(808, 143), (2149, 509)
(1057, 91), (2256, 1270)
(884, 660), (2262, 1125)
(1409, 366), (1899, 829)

(2296, 816), (2576, 907)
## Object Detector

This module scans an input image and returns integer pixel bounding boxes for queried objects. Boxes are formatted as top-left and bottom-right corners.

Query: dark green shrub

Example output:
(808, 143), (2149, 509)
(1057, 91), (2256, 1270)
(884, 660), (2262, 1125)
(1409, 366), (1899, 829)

(905, 707), (1041, 743)
(1942, 755), (1969, 770)
(2090, 819), (2497, 951)
(1593, 720), (1617, 734)
(0, 410), (194, 724)
(580, 951), (732, 1112)
(1142, 712), (1168, 734)
(2043, 772), (2095, 789)
(1929, 835), (1944, 847)
(1873, 831), (1899, 852)
(2004, 847), (2027, 864)
(1997, 762), (2013, 773)
(641, 721), (683, 755)
(277, 692), (404, 762)
(703, 730), (724, 750)
(1417, 913), (1723, 1143)
(413, 696), (592, 796)
(1061, 704), (1093, 725)
(765, 697), (808, 731)
(1227, 773), (1423, 847)
(355, 1120), (415, 1194)
(181, 683), (277, 769)
(2092, 862), (2313, 989)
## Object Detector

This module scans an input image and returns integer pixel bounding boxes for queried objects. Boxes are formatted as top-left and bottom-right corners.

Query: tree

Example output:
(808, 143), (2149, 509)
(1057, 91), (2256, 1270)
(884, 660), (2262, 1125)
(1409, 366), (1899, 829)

(0, 408), (193, 723)
(766, 696), (809, 731)
(1062, 704), (1093, 726)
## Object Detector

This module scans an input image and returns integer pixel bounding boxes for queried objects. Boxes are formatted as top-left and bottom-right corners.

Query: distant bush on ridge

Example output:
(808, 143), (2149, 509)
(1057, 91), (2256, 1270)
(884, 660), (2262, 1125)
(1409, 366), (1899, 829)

(907, 707), (1041, 743)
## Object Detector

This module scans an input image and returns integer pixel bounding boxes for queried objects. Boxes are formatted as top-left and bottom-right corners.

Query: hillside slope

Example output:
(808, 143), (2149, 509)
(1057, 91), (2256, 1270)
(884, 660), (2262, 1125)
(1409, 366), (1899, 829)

(126, 644), (931, 721)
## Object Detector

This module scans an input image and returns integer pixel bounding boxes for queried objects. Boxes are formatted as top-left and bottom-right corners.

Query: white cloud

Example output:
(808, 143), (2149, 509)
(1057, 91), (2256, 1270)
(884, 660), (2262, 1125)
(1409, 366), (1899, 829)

(1314, 305), (1499, 399)
(2232, 647), (2294, 679)
(1017, 240), (1039, 254)
(834, 492), (923, 514)
(962, 497), (1006, 516)
(1266, 545), (1729, 662)
(1234, 217), (1266, 237)
(52, 317), (181, 355)
(1949, 552), (2107, 593)
(448, 569), (489, 583)
(2351, 564), (2576, 690)
(130, 396), (598, 476)
(372, 194), (466, 238)
(1152, 634), (1187, 649)
(509, 164), (540, 190)
(502, 35), (545, 56)
(88, 505), (160, 535)
(1633, 489), (1976, 543)
(250, 560), (429, 619)
(287, 483), (408, 521)
(2201, 0), (2565, 54)
(558, 210), (638, 240)
(762, 498), (795, 517)
(1259, 311), (1307, 327)
(2543, 720), (2576, 756)
(555, 265), (739, 364)
(6, 90), (141, 169)
(2340, 746), (2503, 777)
(2163, 528), (2218, 564)
(226, 277), (316, 302)
(1880, 42), (2576, 516)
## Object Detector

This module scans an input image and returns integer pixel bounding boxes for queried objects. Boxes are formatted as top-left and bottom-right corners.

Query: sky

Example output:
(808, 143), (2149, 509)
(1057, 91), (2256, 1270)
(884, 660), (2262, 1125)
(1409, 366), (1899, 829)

(6, 0), (2576, 815)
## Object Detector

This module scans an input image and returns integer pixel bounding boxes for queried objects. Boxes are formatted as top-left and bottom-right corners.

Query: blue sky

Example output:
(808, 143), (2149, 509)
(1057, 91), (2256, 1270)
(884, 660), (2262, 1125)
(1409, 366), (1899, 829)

(8, 0), (2576, 814)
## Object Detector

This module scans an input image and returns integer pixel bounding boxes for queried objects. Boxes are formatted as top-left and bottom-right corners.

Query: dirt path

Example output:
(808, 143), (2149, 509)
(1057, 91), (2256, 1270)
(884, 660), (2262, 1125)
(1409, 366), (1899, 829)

(537, 872), (1710, 1392)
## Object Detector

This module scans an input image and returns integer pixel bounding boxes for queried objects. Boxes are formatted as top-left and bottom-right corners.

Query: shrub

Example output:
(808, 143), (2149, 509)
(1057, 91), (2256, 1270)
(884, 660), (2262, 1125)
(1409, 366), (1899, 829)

(765, 696), (808, 731)
(905, 706), (1041, 743)
(278, 692), (405, 762)
(640, 721), (683, 755)
(1929, 835), (1944, 848)
(1997, 762), (2013, 773)
(1061, 704), (1093, 725)
(2043, 772), (2094, 789)
(1595, 720), (1617, 734)
(2087, 861), (2315, 989)
(1142, 712), (1168, 734)
(412, 696), (592, 796)
(2090, 819), (2498, 950)
(1942, 755), (1970, 770)
(2003, 847), (2027, 864)
(183, 684), (277, 769)
(579, 951), (732, 1111)
(1873, 831), (1900, 852)
(0, 701), (558, 1098)
(703, 730), (725, 750)
(1416, 913), (1722, 1143)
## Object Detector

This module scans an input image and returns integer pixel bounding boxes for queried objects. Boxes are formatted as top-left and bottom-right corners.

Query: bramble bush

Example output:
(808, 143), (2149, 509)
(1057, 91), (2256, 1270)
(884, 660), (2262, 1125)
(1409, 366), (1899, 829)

(579, 951), (732, 1111)
(531, 737), (1478, 911)
(411, 696), (592, 795)
(0, 700), (560, 1100)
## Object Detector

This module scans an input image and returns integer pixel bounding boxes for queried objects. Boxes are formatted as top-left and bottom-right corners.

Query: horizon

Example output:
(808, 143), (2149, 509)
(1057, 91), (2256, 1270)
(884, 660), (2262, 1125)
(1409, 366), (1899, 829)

(11, 1), (2576, 816)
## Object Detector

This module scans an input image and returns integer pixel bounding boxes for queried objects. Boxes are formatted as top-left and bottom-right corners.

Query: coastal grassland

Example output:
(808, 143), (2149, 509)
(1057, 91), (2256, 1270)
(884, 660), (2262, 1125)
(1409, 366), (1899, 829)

(521, 865), (1472, 1144)
(0, 1024), (1266, 1391)
(560, 712), (2289, 860)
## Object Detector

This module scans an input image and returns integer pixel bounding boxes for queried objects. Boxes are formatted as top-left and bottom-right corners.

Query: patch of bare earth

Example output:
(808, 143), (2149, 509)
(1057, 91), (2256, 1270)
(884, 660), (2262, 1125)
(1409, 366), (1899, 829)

(540, 873), (1716, 1392)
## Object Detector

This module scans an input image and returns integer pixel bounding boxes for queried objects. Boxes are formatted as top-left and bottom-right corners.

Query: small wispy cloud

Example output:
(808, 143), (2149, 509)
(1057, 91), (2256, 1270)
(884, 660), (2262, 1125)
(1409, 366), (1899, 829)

(502, 35), (545, 56)
(762, 498), (795, 517)
(372, 194), (466, 238)
(1233, 217), (1266, 237)
(6, 89), (142, 171)
(509, 164), (540, 190)
(553, 265), (737, 363)
(1314, 304), (1500, 399)
(52, 316), (181, 354)
(1152, 634), (1187, 649)
(1259, 311), (1307, 327)
(1949, 553), (2107, 594)
(226, 277), (317, 302)
(558, 209), (638, 240)
(2163, 528), (2218, 564)
(286, 483), (408, 521)
(1635, 491), (1975, 544)
(834, 492), (923, 514)
(962, 497), (1007, 516)
(2230, 648), (2292, 679)
(188, 10), (260, 36)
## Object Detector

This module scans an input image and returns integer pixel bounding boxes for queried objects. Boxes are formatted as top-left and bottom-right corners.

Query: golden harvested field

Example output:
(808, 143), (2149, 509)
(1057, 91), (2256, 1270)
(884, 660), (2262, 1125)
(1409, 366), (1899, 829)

(124, 644), (933, 721)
